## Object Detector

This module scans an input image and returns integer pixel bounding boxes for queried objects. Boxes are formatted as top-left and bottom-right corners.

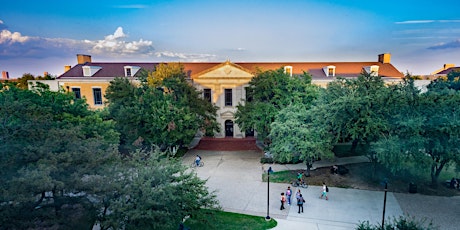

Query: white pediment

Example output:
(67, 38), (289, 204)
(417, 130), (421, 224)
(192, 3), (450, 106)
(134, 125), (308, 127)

(195, 62), (253, 79)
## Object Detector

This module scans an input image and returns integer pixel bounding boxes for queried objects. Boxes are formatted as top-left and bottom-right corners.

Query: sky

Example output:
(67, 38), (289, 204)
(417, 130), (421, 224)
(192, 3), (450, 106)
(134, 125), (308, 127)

(1, 0), (460, 78)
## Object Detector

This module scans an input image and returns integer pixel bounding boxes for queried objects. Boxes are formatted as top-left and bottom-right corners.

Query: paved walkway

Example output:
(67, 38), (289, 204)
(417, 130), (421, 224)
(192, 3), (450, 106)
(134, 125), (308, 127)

(183, 150), (459, 230)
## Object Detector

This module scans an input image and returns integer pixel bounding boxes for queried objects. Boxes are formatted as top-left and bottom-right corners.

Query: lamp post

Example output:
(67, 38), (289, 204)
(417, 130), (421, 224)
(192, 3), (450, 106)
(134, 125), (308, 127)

(266, 166), (273, 220)
(381, 181), (388, 228)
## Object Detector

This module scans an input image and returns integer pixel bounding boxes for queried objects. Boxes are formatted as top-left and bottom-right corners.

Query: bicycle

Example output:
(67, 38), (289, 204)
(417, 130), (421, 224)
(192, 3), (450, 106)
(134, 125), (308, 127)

(190, 161), (204, 168)
(291, 180), (308, 188)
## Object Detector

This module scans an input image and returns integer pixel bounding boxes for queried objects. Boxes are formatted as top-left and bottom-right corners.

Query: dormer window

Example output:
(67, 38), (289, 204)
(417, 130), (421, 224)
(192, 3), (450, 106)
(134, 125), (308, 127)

(284, 66), (293, 77)
(82, 66), (102, 77)
(364, 65), (379, 76)
(124, 66), (141, 77)
(323, 65), (336, 77)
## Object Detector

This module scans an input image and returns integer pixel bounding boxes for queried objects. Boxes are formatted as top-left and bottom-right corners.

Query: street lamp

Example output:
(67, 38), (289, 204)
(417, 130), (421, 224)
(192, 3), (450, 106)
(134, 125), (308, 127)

(266, 166), (273, 220)
(381, 181), (388, 228)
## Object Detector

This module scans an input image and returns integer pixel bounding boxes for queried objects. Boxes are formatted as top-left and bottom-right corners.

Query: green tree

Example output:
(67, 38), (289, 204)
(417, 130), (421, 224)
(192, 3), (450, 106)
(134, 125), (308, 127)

(269, 102), (334, 173)
(97, 149), (219, 230)
(374, 84), (460, 186)
(235, 68), (317, 144)
(0, 85), (119, 228)
(16, 73), (35, 89)
(106, 63), (218, 153)
(316, 73), (393, 153)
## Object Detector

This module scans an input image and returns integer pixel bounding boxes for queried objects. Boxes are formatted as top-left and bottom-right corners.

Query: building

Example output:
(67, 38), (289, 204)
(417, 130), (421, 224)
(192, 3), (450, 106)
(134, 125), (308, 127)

(29, 53), (403, 138)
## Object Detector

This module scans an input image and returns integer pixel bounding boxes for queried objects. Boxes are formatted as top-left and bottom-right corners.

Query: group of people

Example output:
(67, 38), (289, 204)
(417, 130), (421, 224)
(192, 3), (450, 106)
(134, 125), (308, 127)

(280, 182), (329, 213)
(280, 186), (305, 213)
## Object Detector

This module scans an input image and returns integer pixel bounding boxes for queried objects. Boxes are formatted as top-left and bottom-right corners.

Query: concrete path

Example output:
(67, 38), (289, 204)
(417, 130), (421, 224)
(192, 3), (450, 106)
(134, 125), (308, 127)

(184, 150), (408, 229)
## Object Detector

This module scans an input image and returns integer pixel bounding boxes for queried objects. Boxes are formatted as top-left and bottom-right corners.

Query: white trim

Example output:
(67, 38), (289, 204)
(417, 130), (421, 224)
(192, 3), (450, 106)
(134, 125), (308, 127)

(284, 66), (293, 76)
(124, 66), (141, 77)
(82, 66), (102, 77)
(323, 65), (336, 77)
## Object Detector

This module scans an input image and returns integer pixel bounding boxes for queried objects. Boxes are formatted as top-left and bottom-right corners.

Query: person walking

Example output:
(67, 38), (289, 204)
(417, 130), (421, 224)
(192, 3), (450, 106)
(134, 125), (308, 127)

(286, 186), (292, 205)
(280, 192), (286, 210)
(295, 189), (301, 201)
(319, 182), (328, 200)
(297, 194), (305, 213)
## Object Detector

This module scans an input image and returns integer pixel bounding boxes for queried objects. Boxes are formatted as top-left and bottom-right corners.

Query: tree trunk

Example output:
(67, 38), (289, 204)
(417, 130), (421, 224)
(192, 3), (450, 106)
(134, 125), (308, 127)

(430, 160), (447, 188)
(350, 139), (359, 153)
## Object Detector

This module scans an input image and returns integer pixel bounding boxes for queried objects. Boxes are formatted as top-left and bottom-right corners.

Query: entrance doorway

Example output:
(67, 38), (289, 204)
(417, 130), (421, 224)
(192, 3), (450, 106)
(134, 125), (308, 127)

(225, 120), (234, 137)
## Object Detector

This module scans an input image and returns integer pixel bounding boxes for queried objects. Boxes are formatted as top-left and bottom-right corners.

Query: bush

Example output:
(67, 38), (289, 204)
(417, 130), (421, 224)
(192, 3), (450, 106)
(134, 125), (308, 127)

(356, 215), (438, 230)
(260, 157), (274, 164)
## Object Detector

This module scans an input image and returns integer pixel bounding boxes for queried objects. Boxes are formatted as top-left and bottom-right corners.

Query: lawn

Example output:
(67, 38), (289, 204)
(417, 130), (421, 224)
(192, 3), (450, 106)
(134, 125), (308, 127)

(263, 162), (460, 196)
(184, 210), (277, 230)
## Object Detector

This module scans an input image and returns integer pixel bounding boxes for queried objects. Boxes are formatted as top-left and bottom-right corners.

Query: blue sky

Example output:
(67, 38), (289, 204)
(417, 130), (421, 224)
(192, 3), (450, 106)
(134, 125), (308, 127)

(1, 0), (459, 78)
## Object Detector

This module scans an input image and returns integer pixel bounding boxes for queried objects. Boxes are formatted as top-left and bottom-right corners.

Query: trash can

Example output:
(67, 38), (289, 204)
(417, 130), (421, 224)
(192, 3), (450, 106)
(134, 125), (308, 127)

(409, 182), (417, 193)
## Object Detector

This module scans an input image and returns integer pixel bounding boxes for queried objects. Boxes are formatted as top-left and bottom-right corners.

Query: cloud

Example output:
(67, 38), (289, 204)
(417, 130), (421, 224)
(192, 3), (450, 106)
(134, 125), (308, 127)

(86, 27), (155, 56)
(395, 20), (435, 24)
(155, 51), (217, 62)
(427, 39), (460, 50)
(396, 20), (460, 24)
(0, 26), (155, 59)
(0, 30), (31, 44)
(0, 20), (7, 30)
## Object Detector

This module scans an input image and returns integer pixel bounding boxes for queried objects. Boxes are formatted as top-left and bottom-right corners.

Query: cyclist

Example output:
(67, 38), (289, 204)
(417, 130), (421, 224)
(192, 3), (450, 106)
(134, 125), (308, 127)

(297, 172), (304, 186)
(195, 155), (202, 167)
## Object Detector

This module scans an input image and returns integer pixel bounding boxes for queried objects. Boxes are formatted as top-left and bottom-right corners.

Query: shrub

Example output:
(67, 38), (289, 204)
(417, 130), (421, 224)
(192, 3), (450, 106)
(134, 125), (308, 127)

(356, 215), (438, 230)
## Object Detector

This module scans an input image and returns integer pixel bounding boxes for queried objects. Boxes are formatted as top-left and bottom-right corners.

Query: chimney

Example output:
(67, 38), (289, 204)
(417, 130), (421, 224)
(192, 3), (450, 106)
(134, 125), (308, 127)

(378, 53), (391, 64)
(77, 54), (92, 64)
(64, 65), (71, 72)
(443, 64), (455, 70)
(2, 71), (9, 79)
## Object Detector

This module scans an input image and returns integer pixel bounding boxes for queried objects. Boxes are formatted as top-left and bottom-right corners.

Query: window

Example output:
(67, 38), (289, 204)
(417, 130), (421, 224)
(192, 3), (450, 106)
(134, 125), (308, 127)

(93, 88), (103, 105)
(124, 66), (141, 77)
(284, 66), (293, 76)
(203, 89), (211, 103)
(225, 89), (232, 106)
(71, 87), (81, 99)
(323, 65), (336, 77)
(82, 65), (102, 77)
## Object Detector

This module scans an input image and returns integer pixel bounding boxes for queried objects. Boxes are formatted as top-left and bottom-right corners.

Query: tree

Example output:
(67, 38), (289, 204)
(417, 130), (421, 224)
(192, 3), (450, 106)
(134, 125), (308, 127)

(235, 68), (318, 144)
(428, 69), (460, 90)
(374, 80), (460, 186)
(269, 102), (334, 174)
(16, 73), (35, 89)
(315, 73), (393, 153)
(105, 63), (218, 153)
(0, 85), (119, 228)
(97, 149), (219, 230)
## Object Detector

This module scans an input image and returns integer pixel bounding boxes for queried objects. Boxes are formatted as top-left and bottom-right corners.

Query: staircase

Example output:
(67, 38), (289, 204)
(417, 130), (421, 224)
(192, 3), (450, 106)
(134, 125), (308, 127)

(193, 137), (261, 151)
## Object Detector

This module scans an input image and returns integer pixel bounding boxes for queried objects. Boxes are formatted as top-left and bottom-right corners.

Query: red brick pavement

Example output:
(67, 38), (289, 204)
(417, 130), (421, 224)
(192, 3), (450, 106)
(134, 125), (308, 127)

(193, 137), (261, 151)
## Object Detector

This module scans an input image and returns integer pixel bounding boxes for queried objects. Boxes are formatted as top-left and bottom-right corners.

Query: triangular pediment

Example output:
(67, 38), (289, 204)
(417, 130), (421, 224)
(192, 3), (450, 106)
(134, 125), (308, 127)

(193, 61), (253, 79)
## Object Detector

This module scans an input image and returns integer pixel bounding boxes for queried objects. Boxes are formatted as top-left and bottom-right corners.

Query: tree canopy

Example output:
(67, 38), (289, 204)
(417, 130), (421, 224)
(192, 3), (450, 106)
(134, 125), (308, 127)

(97, 149), (219, 230)
(235, 68), (318, 144)
(0, 85), (119, 228)
(105, 63), (219, 153)
(373, 81), (460, 186)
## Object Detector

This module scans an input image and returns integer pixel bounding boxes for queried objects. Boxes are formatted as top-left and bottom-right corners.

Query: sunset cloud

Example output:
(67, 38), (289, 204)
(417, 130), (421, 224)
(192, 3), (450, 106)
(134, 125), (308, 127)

(428, 39), (460, 50)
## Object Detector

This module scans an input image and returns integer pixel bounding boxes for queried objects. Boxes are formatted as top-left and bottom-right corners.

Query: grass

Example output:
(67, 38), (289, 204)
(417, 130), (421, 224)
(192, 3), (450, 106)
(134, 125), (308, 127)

(262, 170), (298, 183)
(184, 210), (277, 230)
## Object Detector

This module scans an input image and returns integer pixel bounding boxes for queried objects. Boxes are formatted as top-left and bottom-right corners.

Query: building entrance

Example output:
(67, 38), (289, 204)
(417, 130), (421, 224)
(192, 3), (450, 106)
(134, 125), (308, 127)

(225, 120), (234, 137)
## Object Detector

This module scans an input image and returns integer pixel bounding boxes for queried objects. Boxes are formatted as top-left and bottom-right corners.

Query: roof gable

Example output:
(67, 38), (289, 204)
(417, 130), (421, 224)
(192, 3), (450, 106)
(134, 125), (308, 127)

(193, 61), (253, 79)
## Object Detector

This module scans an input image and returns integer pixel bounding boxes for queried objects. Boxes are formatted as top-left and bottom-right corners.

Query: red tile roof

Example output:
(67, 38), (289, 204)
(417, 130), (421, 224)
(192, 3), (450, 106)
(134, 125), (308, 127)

(58, 61), (403, 79)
